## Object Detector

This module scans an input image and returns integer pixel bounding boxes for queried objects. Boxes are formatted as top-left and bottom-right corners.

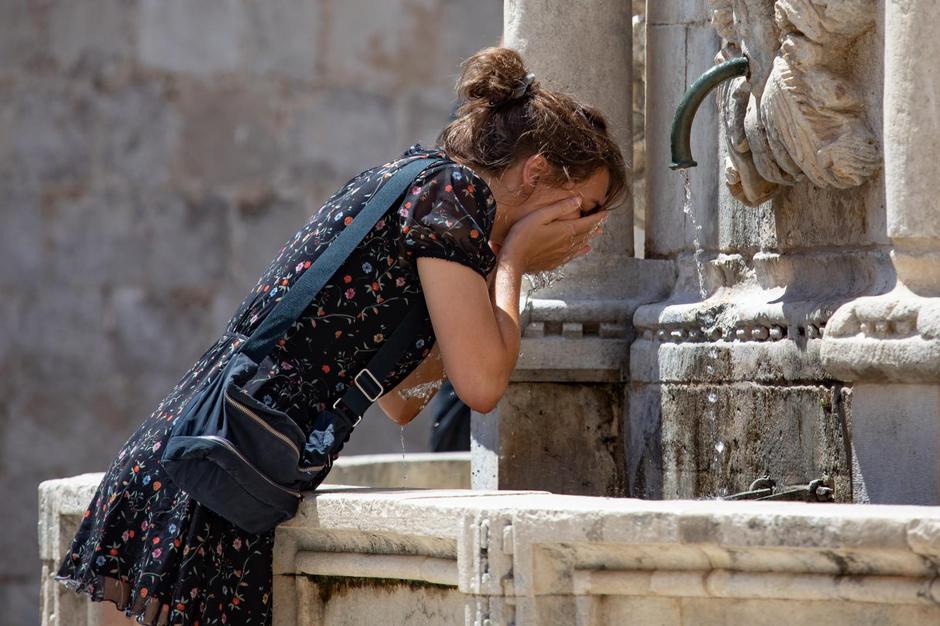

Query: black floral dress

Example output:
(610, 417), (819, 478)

(54, 145), (497, 625)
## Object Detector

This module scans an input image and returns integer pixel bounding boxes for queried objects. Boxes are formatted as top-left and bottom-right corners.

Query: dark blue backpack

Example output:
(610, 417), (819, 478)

(160, 157), (440, 534)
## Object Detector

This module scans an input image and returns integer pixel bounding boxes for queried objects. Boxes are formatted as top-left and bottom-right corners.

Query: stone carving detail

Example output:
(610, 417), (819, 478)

(708, 0), (880, 206)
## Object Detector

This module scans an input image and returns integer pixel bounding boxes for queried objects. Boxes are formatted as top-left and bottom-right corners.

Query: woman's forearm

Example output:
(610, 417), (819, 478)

(489, 248), (525, 389)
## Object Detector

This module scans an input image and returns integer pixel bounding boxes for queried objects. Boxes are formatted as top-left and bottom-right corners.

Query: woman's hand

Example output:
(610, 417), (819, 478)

(502, 195), (609, 274)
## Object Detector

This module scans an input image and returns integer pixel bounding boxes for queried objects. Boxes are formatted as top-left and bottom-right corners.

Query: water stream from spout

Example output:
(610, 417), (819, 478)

(400, 426), (407, 483)
(681, 170), (708, 300)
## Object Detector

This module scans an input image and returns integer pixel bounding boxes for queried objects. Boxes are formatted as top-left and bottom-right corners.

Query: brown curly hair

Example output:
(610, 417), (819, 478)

(438, 47), (627, 209)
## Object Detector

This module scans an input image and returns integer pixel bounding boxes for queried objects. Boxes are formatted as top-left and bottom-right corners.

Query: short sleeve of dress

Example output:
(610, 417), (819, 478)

(397, 162), (498, 278)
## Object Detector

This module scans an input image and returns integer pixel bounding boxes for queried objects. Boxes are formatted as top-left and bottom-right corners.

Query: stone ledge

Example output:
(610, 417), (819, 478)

(41, 480), (940, 625)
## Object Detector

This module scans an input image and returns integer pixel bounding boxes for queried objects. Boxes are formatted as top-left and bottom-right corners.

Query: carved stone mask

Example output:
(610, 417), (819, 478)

(708, 0), (881, 206)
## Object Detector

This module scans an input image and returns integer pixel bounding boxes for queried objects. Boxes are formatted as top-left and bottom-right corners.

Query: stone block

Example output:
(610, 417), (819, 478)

(14, 285), (118, 380)
(325, 452), (469, 489)
(646, 20), (720, 257)
(626, 383), (664, 498)
(107, 285), (220, 377)
(481, 382), (626, 496)
(0, 0), (48, 70)
(140, 189), (230, 289)
(0, 185), (43, 286)
(242, 0), (320, 80)
(599, 596), (682, 625)
(175, 82), (282, 186)
(676, 598), (939, 626)
(0, 577), (40, 626)
(851, 383), (940, 505)
(8, 81), (95, 186)
(138, 0), (245, 75)
(647, 1), (711, 26)
(441, 0), (503, 64)
(395, 88), (454, 153)
(771, 181), (876, 250)
(659, 383), (850, 500)
(95, 82), (179, 188)
(224, 189), (310, 292)
(287, 88), (398, 180)
(49, 0), (131, 70)
(313, 580), (463, 626)
(321, 0), (442, 90)
(645, 24), (689, 258)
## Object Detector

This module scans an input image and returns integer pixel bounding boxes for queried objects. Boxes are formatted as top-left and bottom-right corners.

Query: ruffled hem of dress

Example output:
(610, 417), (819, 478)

(53, 571), (176, 626)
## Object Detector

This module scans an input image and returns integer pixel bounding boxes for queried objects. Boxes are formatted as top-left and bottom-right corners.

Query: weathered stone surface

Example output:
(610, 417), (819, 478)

(658, 383), (850, 501)
(476, 383), (626, 497)
(175, 82), (283, 186)
(326, 452), (470, 489)
(711, 0), (881, 207)
(287, 88), (399, 180)
(441, 0), (504, 64)
(138, 0), (245, 75)
(322, 0), (442, 90)
(49, 0), (131, 71)
(95, 82), (179, 188)
(8, 81), (95, 186)
(645, 22), (719, 257)
(647, 1), (711, 25)
(241, 0), (321, 80)
(849, 384), (940, 505)
(395, 87), (455, 151)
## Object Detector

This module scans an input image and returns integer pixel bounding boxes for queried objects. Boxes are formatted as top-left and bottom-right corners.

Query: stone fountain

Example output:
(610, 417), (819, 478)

(40, 1), (940, 625)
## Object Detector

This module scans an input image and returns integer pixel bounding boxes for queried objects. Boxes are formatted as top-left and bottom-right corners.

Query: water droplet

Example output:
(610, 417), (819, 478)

(714, 440), (725, 454)
(707, 391), (717, 404)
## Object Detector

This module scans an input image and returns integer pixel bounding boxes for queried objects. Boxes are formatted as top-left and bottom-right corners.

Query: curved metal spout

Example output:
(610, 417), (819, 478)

(670, 56), (749, 170)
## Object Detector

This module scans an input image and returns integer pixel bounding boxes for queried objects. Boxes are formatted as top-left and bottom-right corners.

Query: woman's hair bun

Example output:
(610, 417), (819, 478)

(457, 47), (534, 107)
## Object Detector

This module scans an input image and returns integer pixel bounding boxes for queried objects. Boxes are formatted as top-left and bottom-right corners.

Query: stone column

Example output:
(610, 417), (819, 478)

(471, 0), (672, 495)
(821, 0), (940, 505)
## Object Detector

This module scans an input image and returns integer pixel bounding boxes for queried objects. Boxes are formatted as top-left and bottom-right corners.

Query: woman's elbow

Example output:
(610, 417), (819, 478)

(451, 378), (506, 414)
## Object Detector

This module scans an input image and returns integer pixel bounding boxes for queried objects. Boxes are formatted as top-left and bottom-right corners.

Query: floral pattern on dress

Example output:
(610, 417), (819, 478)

(54, 144), (496, 625)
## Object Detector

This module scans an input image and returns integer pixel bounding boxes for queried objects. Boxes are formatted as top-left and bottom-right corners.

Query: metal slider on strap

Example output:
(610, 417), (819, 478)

(332, 397), (363, 427)
(354, 369), (384, 402)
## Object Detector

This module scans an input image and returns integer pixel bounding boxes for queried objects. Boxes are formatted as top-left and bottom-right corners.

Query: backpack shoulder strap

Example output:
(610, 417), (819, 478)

(242, 157), (440, 362)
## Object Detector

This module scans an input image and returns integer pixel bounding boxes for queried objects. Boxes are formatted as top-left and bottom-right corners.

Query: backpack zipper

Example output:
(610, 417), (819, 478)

(199, 435), (303, 498)
(224, 389), (324, 473)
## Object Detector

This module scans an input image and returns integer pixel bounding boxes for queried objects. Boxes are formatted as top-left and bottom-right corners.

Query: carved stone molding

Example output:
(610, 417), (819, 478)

(821, 287), (940, 383)
(708, 0), (881, 206)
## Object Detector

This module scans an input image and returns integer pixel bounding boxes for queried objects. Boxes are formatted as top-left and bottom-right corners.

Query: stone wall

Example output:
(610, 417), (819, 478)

(0, 1), (502, 622)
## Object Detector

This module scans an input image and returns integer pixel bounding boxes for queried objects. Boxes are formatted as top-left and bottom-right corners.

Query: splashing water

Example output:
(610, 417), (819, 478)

(680, 170), (709, 300)
(526, 269), (566, 292)
(396, 379), (443, 401)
